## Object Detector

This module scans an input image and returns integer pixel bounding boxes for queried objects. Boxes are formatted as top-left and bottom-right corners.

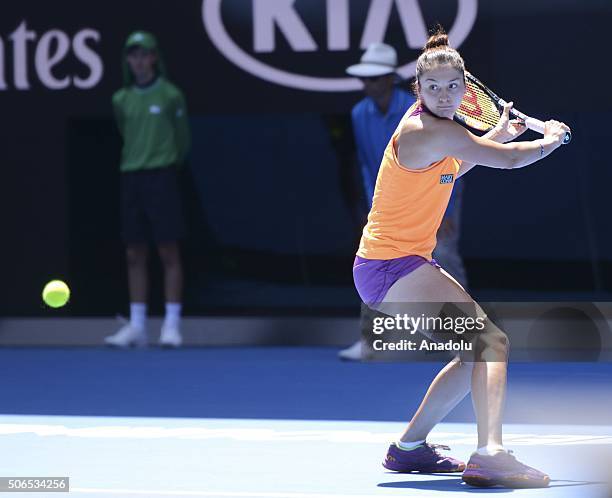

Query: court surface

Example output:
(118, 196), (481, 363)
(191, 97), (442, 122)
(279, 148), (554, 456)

(1, 347), (611, 497)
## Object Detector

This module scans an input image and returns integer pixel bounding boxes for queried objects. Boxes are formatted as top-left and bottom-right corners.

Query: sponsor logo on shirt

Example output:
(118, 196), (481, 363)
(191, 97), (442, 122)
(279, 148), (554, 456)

(440, 174), (454, 184)
(149, 105), (161, 114)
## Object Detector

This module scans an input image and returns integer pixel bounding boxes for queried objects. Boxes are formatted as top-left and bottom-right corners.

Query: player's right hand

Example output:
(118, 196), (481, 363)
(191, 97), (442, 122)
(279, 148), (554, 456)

(544, 120), (570, 146)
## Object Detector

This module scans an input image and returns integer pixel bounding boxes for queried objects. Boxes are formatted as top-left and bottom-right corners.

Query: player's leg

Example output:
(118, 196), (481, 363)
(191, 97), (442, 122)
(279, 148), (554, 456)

(400, 357), (472, 443)
(370, 262), (473, 472)
(380, 263), (549, 487)
(380, 264), (481, 460)
(424, 267), (507, 452)
(381, 263), (508, 445)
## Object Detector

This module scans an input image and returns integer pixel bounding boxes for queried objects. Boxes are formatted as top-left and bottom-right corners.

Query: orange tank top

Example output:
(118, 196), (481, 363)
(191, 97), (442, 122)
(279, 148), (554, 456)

(357, 107), (461, 261)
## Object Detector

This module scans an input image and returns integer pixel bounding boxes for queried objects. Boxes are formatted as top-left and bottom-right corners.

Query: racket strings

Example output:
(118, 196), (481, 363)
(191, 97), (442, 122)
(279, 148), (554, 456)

(456, 81), (500, 131)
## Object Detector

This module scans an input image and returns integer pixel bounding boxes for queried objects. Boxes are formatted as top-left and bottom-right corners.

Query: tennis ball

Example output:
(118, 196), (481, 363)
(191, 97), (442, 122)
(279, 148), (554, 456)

(42, 280), (70, 308)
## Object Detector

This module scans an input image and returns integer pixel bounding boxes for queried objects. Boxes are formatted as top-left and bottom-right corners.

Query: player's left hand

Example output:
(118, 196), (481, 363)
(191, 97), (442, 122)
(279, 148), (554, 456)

(492, 102), (528, 143)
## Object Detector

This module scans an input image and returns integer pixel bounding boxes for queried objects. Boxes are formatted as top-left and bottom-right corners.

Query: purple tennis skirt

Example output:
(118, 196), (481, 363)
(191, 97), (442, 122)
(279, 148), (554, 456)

(353, 255), (438, 306)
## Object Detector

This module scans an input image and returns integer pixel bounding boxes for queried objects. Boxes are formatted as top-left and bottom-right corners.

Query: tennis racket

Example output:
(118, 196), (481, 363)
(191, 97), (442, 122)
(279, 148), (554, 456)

(455, 72), (571, 144)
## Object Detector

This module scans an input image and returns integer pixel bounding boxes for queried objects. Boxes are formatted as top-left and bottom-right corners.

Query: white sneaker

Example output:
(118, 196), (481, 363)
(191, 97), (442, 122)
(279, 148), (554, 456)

(159, 324), (182, 348)
(338, 340), (363, 361)
(104, 324), (147, 348)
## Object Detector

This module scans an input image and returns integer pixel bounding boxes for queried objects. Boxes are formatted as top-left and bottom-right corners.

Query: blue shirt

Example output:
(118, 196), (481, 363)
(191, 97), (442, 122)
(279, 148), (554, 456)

(351, 87), (458, 215)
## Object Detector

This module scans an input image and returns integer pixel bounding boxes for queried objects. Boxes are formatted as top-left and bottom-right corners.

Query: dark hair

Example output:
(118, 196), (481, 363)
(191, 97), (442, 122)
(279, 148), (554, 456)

(413, 26), (465, 95)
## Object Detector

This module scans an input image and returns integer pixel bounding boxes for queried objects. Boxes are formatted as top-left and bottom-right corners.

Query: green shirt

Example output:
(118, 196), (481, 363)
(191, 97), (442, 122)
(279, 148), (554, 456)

(112, 77), (191, 172)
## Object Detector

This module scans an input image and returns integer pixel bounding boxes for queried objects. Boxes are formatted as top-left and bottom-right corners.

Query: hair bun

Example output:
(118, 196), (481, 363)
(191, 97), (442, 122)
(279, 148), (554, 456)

(415, 26), (464, 82)
(424, 31), (450, 51)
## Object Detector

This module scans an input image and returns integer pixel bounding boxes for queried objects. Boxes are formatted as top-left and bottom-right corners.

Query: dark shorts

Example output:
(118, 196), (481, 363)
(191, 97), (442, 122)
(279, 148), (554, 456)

(353, 255), (439, 306)
(121, 166), (185, 244)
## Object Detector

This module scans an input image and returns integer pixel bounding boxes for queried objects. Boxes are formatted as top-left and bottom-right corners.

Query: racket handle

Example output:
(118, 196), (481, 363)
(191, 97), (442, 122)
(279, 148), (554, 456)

(524, 117), (572, 144)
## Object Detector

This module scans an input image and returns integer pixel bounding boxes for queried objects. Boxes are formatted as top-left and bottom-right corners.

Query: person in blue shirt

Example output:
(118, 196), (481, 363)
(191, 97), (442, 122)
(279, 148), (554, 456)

(339, 43), (467, 360)
(348, 45), (416, 209)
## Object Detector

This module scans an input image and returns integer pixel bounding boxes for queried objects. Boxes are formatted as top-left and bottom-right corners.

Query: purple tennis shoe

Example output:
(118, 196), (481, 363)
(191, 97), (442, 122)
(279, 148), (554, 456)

(383, 442), (466, 473)
(462, 450), (550, 488)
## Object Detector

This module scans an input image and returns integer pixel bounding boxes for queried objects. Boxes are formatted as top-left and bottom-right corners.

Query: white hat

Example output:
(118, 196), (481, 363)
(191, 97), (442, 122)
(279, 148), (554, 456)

(346, 43), (398, 77)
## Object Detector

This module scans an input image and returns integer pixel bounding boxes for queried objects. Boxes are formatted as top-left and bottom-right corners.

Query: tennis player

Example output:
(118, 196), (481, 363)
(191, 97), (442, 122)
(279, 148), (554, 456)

(354, 28), (569, 488)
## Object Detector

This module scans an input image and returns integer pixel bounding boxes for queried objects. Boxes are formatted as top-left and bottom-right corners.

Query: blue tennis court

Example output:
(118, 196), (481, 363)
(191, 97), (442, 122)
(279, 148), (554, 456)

(1, 347), (610, 497)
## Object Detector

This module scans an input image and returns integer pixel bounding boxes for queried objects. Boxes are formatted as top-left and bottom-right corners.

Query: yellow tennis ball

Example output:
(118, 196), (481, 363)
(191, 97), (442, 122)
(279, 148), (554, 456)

(42, 280), (70, 308)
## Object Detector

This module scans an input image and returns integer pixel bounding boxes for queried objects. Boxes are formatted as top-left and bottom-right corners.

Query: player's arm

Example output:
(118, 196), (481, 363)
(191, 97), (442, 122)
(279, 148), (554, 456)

(456, 129), (510, 177)
(456, 160), (476, 178)
(456, 102), (529, 177)
(435, 118), (568, 170)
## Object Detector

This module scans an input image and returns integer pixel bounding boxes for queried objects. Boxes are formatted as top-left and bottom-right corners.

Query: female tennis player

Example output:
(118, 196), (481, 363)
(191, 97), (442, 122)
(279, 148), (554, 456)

(354, 28), (570, 488)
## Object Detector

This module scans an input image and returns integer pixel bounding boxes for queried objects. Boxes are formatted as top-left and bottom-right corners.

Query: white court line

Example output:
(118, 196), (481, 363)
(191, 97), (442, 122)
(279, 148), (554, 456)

(1, 424), (611, 445)
(71, 488), (421, 497)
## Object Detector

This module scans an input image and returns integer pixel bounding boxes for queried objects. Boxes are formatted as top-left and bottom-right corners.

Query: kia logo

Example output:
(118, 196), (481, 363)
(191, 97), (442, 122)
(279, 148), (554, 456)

(203, 0), (477, 92)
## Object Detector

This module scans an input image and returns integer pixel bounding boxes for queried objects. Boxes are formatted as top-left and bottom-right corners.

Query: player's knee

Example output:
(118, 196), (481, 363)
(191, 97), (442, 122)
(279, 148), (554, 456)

(475, 326), (509, 362)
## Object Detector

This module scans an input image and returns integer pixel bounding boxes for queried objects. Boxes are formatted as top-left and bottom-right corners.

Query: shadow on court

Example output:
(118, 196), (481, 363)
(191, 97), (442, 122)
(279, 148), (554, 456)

(379, 477), (512, 493)
(379, 478), (606, 493)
